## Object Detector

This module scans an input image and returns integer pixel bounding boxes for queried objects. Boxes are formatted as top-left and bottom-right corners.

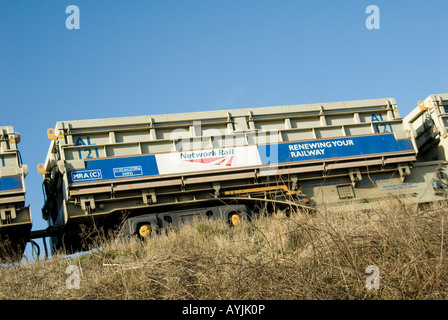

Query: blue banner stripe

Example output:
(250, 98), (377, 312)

(0, 176), (23, 192)
(68, 154), (159, 183)
(68, 134), (415, 184)
(257, 134), (415, 165)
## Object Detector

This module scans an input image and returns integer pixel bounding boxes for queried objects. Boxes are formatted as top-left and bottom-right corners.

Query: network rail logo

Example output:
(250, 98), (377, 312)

(168, 121), (279, 173)
(180, 149), (235, 167)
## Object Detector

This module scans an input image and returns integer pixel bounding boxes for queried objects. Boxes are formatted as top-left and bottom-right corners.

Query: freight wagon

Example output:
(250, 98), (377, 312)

(35, 94), (447, 256)
(0, 127), (31, 261)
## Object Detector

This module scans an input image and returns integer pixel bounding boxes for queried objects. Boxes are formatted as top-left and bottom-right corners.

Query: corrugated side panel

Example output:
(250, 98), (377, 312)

(44, 97), (416, 186)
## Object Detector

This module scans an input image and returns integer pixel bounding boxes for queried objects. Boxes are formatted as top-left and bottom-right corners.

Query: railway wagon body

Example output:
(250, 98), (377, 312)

(0, 126), (31, 260)
(39, 96), (445, 254)
(403, 94), (448, 197)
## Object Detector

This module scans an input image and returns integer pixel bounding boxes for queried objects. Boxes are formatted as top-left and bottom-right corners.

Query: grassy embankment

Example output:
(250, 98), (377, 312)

(1, 200), (447, 299)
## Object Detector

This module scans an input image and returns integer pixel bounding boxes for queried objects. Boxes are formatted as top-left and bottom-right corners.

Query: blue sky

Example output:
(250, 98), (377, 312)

(1, 0), (447, 260)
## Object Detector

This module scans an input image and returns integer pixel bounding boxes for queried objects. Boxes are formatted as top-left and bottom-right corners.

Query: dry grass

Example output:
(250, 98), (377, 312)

(1, 200), (448, 300)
